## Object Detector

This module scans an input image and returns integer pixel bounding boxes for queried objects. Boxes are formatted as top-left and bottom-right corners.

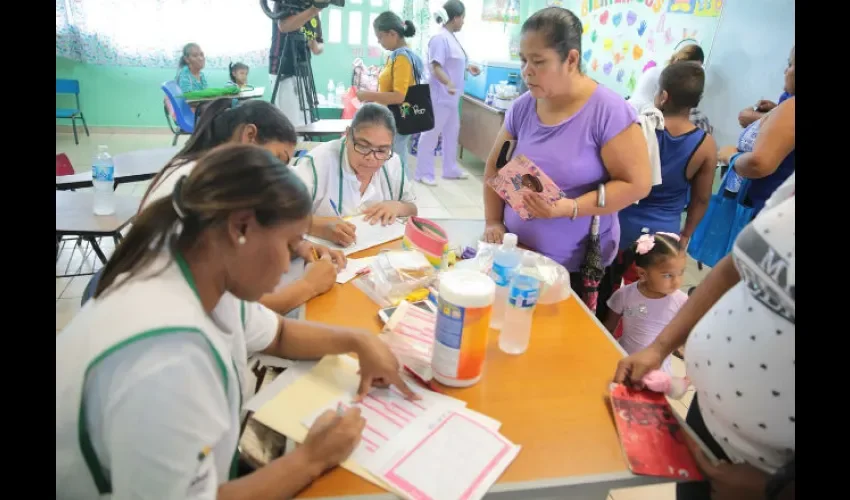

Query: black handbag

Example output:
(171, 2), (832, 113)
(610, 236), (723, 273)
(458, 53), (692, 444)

(388, 48), (434, 136)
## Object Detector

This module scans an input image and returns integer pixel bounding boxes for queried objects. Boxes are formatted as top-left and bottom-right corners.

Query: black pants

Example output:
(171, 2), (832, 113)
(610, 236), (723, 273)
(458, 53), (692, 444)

(677, 396), (730, 499)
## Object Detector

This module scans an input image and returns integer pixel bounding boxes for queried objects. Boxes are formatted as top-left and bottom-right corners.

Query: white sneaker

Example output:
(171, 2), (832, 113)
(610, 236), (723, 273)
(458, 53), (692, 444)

(443, 172), (469, 180)
(417, 177), (438, 186)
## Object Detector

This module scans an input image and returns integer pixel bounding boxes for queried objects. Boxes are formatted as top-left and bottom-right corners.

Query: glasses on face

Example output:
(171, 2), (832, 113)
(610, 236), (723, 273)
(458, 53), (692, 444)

(349, 134), (393, 161)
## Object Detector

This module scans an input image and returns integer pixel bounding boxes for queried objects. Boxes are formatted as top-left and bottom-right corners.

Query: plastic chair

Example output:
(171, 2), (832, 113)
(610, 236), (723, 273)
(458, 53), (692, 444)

(56, 79), (90, 145)
(161, 81), (195, 137)
(164, 97), (191, 146)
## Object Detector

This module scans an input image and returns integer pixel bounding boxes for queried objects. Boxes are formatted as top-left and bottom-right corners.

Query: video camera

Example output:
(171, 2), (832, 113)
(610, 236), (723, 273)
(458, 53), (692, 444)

(260, 0), (345, 20)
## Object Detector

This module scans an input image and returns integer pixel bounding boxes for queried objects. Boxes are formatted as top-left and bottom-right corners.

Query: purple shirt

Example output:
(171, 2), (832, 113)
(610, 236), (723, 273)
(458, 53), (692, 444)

(503, 85), (638, 272)
(428, 28), (466, 106)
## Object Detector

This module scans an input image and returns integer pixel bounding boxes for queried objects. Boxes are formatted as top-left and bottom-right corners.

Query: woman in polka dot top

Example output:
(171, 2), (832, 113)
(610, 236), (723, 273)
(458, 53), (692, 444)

(615, 173), (795, 499)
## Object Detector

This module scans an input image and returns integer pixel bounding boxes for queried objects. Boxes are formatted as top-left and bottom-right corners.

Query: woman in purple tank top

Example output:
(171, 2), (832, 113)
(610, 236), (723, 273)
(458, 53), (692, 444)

(482, 7), (652, 318)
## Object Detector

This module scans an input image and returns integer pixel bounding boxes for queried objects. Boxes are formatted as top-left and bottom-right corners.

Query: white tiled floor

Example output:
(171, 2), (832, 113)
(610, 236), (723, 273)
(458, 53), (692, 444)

(56, 131), (706, 499)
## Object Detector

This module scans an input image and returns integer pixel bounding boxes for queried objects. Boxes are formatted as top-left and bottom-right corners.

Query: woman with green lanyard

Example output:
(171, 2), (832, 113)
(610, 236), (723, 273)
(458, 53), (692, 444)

(56, 144), (416, 499)
(292, 103), (418, 247)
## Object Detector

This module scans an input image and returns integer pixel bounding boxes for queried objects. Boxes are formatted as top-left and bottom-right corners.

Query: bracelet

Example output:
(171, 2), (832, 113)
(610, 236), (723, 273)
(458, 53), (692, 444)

(570, 199), (579, 220)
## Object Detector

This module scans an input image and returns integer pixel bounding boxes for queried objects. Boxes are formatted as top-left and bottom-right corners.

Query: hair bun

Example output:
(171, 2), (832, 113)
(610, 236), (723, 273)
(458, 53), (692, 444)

(402, 20), (417, 37)
(433, 8), (449, 25)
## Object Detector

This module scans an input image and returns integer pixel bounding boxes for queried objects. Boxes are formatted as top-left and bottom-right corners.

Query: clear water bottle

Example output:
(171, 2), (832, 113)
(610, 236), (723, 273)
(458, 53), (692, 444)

(489, 233), (521, 330)
(335, 82), (346, 107)
(725, 170), (744, 193)
(327, 79), (336, 106)
(485, 84), (496, 106)
(92, 145), (115, 215)
(499, 272), (541, 355)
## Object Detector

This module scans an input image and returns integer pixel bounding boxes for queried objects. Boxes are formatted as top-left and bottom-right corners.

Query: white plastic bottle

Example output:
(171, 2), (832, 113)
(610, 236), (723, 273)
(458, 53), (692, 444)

(327, 79), (336, 106)
(335, 82), (346, 107)
(92, 145), (115, 215)
(489, 233), (521, 330)
(499, 271), (541, 355)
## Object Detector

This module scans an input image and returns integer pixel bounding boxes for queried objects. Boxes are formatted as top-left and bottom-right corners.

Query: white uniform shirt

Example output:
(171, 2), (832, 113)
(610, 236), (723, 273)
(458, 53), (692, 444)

(84, 295), (278, 498)
(685, 173), (795, 474)
(627, 65), (663, 112)
(292, 138), (415, 217)
(140, 159), (280, 399)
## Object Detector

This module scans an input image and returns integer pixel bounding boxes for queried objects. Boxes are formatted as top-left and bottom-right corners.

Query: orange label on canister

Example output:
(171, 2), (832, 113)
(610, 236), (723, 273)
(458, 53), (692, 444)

(432, 298), (492, 382)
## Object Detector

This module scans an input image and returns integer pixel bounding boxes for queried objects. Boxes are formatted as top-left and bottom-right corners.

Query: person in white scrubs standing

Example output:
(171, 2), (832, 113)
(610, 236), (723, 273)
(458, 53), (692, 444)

(57, 144), (417, 499)
(292, 103), (418, 247)
(614, 173), (795, 499)
(414, 0), (481, 186)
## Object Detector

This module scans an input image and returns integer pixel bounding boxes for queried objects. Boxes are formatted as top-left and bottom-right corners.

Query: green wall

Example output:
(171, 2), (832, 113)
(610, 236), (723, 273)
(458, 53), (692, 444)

(55, 55), (359, 129)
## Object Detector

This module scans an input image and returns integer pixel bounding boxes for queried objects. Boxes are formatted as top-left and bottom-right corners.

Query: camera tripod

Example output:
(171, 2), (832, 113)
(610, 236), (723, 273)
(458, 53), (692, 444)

(270, 30), (319, 125)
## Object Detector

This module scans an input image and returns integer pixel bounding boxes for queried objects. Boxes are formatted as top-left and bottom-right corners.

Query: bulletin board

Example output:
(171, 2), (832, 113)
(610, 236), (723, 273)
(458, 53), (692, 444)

(565, 0), (724, 97)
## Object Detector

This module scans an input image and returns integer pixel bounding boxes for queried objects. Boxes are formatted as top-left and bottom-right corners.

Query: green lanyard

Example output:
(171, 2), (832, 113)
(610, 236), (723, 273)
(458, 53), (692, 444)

(336, 138), (401, 211)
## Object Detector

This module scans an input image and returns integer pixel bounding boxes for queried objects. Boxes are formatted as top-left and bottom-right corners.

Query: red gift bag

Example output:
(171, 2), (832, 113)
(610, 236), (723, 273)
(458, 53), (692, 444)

(341, 86), (361, 120)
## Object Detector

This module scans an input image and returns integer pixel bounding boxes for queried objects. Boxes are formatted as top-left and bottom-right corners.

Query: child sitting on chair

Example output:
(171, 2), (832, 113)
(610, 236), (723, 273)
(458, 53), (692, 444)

(226, 62), (250, 89)
(603, 233), (689, 374)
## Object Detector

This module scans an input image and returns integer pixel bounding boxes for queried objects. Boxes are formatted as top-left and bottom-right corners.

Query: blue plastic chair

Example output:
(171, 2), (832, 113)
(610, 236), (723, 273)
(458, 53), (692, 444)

(56, 79), (90, 145)
(161, 81), (195, 136)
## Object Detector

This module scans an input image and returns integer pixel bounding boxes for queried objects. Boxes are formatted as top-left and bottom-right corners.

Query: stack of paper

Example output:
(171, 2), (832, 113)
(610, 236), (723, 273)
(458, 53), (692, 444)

(253, 355), (520, 500)
(307, 215), (406, 256)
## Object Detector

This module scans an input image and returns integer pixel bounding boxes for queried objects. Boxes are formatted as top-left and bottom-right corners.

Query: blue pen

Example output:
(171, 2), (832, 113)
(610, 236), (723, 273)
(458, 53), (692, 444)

(329, 199), (342, 217)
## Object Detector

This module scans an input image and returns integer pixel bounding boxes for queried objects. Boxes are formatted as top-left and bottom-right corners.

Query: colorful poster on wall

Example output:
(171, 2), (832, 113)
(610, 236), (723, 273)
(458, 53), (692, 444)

(482, 0), (521, 24)
(573, 0), (723, 97)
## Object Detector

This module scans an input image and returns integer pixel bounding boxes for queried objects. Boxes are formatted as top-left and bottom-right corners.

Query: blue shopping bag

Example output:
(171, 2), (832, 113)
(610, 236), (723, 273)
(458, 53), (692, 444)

(687, 169), (753, 267)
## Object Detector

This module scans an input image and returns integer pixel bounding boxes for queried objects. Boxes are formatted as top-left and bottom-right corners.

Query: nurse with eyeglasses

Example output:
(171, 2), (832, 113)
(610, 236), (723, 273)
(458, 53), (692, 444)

(293, 103), (418, 247)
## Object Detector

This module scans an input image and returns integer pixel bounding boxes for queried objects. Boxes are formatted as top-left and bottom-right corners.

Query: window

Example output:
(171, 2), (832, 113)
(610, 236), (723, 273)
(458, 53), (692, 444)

(328, 9), (343, 43)
(348, 11), (363, 45)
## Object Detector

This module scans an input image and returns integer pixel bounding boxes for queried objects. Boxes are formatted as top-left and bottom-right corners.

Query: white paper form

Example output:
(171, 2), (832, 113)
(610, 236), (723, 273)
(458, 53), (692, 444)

(302, 383), (465, 470)
(306, 215), (406, 256)
(373, 410), (521, 500)
(335, 256), (376, 284)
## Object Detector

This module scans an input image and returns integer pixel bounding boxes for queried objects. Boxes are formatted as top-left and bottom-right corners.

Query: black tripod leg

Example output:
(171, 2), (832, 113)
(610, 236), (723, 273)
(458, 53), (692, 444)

(269, 35), (289, 105)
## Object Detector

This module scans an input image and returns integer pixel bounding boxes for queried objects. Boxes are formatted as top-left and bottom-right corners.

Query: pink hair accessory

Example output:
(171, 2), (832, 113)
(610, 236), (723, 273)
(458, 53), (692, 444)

(642, 370), (691, 399)
(655, 232), (680, 241)
(635, 234), (655, 255)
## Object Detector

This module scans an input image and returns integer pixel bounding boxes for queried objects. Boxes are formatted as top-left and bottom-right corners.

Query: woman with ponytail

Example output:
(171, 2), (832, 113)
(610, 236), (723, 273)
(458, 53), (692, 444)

(357, 11), (426, 164)
(83, 98), (345, 315)
(57, 144), (416, 499)
(414, 0), (481, 185)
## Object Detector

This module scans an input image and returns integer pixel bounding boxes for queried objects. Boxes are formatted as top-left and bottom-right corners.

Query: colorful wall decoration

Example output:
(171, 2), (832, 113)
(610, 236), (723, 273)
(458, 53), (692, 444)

(565, 0), (723, 97)
(482, 0), (522, 24)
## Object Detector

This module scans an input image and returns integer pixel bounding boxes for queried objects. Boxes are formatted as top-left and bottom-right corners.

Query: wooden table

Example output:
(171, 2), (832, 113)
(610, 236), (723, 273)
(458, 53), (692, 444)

(276, 219), (663, 499)
(56, 191), (139, 277)
(295, 119), (351, 141)
(56, 146), (179, 190)
(459, 94), (506, 162)
(185, 86), (266, 103)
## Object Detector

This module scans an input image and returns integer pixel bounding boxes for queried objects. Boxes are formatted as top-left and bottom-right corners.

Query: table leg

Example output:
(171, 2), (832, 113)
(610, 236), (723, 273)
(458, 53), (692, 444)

(85, 236), (109, 265)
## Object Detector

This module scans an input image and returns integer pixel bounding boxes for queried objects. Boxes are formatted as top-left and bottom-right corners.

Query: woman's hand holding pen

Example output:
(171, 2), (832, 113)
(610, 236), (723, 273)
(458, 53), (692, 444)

(322, 219), (357, 247)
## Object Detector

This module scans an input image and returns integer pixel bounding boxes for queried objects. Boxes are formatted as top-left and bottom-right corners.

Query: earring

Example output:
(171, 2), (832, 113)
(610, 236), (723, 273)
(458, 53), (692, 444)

(238, 235), (246, 245)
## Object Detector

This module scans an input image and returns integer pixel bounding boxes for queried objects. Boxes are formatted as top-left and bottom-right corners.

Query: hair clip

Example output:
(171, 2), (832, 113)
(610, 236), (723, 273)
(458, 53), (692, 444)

(635, 234), (655, 255)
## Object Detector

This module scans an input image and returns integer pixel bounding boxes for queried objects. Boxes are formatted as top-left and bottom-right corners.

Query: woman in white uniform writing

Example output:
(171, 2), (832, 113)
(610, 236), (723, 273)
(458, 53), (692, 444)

(293, 103), (417, 247)
(56, 144), (416, 499)
(141, 98), (344, 315)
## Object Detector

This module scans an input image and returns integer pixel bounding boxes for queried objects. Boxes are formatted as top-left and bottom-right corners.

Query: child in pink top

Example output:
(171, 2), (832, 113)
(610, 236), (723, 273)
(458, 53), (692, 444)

(604, 232), (688, 373)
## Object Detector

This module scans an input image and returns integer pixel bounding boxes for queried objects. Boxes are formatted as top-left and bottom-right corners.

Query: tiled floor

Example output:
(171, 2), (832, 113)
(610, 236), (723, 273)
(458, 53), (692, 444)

(56, 131), (706, 499)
